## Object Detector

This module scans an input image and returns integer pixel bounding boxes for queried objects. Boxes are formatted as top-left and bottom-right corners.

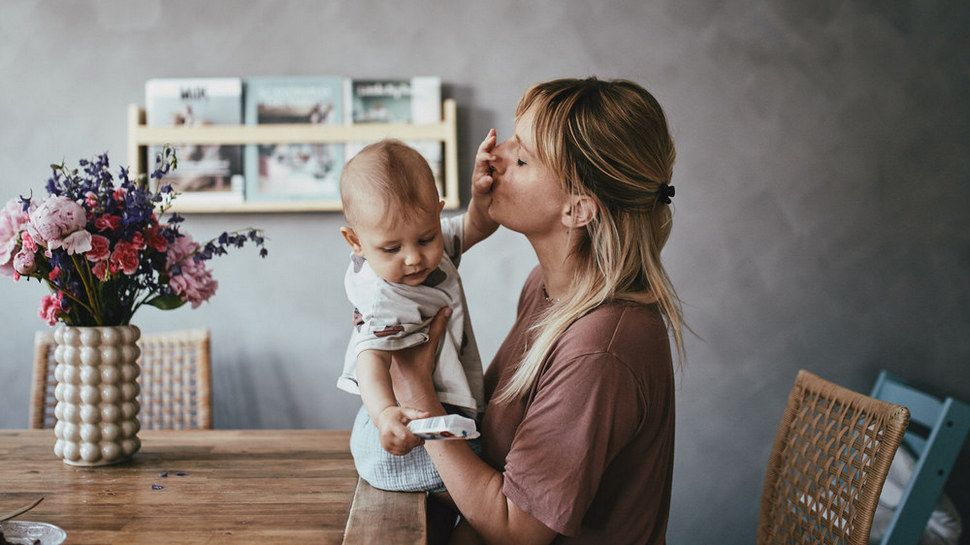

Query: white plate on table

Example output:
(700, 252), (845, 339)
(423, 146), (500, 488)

(0, 521), (66, 545)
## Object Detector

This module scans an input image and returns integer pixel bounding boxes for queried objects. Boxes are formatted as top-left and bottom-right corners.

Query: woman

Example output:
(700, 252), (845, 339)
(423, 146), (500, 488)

(391, 77), (685, 545)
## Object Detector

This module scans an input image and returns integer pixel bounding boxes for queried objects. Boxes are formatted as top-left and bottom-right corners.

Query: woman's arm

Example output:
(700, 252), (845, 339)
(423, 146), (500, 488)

(390, 308), (557, 545)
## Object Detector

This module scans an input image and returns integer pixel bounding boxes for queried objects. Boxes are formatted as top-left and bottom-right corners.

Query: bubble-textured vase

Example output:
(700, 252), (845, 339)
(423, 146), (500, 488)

(52, 325), (141, 466)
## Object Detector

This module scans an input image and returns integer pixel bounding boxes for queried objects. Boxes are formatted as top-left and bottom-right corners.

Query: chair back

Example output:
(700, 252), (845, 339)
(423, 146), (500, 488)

(869, 370), (970, 545)
(30, 328), (212, 430)
(758, 370), (910, 545)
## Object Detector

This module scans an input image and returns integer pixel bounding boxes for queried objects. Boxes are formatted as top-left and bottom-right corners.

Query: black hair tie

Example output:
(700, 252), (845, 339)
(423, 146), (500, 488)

(657, 183), (675, 204)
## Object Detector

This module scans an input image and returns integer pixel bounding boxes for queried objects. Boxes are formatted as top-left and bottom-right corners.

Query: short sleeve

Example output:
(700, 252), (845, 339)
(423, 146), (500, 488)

(349, 282), (432, 356)
(501, 352), (643, 536)
(439, 214), (465, 267)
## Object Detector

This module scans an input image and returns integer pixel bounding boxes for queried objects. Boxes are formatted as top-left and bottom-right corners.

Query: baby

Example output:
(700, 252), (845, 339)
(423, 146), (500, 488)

(337, 138), (497, 492)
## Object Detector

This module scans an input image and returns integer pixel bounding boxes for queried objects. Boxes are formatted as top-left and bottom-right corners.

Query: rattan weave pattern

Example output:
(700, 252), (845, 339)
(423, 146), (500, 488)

(758, 370), (909, 545)
(30, 328), (211, 430)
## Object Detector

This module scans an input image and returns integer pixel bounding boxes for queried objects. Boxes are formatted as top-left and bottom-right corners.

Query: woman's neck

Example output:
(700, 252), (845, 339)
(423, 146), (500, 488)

(527, 229), (575, 301)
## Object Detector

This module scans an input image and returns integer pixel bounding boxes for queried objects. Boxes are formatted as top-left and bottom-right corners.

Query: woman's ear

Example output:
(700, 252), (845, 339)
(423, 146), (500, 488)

(561, 195), (598, 228)
(340, 227), (364, 256)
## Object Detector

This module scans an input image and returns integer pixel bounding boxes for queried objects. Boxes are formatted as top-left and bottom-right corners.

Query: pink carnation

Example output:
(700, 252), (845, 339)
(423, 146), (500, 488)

(92, 260), (108, 280)
(109, 241), (140, 276)
(86, 235), (110, 262)
(166, 234), (218, 308)
(38, 292), (64, 326)
(95, 214), (121, 232)
(0, 198), (33, 277)
(26, 196), (91, 255)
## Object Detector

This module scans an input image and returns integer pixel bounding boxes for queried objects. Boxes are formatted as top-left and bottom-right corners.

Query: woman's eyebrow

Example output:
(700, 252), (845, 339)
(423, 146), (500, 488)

(515, 134), (534, 157)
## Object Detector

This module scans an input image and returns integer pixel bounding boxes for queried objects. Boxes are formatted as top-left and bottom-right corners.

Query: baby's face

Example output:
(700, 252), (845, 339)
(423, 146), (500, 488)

(348, 201), (445, 287)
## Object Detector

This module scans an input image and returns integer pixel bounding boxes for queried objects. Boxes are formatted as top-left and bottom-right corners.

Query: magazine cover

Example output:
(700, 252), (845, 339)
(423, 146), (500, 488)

(345, 77), (443, 196)
(244, 76), (346, 201)
(145, 78), (244, 202)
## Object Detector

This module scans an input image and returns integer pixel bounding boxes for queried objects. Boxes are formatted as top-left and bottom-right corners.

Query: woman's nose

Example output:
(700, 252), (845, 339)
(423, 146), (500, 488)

(490, 140), (510, 174)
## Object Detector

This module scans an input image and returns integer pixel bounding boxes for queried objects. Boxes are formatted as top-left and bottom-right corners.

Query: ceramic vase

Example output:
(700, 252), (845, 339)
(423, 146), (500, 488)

(52, 325), (142, 466)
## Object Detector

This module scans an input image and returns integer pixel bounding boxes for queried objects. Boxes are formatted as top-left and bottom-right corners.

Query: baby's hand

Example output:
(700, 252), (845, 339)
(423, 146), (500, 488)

(471, 129), (497, 200)
(376, 406), (430, 456)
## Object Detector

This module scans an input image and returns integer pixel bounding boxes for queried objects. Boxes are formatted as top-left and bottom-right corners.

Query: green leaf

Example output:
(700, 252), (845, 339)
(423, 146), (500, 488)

(145, 294), (186, 310)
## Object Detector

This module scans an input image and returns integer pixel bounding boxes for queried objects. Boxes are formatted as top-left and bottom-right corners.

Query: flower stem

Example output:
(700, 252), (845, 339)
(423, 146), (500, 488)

(70, 254), (102, 326)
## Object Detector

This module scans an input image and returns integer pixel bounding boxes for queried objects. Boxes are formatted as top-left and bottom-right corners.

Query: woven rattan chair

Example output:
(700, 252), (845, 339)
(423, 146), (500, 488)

(30, 328), (212, 430)
(758, 370), (910, 545)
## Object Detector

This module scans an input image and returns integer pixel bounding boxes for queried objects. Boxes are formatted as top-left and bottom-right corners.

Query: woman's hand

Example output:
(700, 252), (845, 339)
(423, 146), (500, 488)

(389, 307), (452, 413)
(375, 405), (430, 456)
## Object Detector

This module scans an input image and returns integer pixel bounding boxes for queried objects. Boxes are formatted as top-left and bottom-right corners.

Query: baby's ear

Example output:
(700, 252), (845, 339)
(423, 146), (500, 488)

(340, 227), (363, 255)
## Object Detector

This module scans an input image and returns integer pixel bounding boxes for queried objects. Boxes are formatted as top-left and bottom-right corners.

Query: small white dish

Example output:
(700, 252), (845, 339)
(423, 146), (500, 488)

(0, 521), (67, 545)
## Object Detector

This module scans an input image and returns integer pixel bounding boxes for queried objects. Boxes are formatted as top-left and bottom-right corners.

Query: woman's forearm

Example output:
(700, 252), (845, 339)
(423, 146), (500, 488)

(390, 369), (554, 545)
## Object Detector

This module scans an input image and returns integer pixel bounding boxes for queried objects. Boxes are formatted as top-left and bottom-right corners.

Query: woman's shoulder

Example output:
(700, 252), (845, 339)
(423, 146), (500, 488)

(559, 300), (669, 367)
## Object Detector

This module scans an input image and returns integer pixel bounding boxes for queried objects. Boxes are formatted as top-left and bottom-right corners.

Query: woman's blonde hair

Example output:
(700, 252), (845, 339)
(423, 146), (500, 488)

(493, 77), (685, 404)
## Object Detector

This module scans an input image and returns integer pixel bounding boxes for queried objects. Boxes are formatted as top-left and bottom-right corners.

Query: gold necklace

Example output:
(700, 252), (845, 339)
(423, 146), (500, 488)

(541, 285), (560, 304)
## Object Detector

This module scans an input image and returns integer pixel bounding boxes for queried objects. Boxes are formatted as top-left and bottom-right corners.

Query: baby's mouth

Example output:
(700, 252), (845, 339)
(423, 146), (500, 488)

(403, 269), (427, 280)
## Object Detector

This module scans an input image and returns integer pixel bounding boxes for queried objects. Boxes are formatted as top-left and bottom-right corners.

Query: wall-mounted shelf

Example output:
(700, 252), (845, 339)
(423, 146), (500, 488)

(126, 99), (460, 213)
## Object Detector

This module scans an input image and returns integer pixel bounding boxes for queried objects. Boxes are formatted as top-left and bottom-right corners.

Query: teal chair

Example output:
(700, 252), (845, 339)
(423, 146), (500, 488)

(870, 371), (970, 545)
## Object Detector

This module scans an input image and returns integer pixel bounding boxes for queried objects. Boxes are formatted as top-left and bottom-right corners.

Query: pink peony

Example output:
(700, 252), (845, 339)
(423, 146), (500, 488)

(59, 229), (92, 255)
(26, 196), (90, 254)
(0, 198), (33, 277)
(86, 234), (110, 262)
(13, 248), (36, 275)
(166, 234), (218, 308)
(109, 241), (140, 275)
(38, 292), (64, 326)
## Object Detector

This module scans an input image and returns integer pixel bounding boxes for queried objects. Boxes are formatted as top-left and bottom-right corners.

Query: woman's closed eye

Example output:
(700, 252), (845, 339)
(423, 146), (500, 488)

(516, 157), (527, 167)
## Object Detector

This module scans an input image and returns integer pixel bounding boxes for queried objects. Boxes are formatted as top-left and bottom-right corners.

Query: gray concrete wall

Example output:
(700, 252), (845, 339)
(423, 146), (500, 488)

(1, 1), (968, 542)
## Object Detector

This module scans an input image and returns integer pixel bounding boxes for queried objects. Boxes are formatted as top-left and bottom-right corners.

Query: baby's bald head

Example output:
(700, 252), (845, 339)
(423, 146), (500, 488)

(340, 140), (439, 228)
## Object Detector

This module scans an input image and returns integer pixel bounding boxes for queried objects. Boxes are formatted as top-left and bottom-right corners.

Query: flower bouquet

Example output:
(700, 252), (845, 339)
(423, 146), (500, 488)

(0, 147), (266, 326)
(0, 147), (266, 466)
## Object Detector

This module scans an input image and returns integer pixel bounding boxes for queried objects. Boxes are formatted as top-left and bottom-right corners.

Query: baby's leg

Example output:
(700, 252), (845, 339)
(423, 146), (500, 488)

(349, 405), (446, 492)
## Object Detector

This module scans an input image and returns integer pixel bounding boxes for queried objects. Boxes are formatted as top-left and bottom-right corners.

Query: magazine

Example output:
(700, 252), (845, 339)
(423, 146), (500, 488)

(345, 77), (443, 196)
(244, 76), (346, 201)
(145, 78), (244, 202)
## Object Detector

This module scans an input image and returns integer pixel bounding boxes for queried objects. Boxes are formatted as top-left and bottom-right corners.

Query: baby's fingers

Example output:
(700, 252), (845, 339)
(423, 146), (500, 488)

(477, 128), (497, 153)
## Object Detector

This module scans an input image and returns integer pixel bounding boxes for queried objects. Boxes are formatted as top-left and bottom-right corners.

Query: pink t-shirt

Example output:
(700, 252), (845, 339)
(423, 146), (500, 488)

(481, 267), (675, 544)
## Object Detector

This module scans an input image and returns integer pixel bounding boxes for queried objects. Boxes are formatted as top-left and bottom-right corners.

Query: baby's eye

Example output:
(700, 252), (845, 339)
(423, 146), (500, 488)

(381, 247), (400, 254)
(516, 158), (527, 167)
(418, 234), (436, 246)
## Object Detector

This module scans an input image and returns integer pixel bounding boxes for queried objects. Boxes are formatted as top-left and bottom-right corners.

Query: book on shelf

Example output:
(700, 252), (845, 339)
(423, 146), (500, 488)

(344, 77), (443, 197)
(244, 76), (346, 201)
(145, 78), (244, 203)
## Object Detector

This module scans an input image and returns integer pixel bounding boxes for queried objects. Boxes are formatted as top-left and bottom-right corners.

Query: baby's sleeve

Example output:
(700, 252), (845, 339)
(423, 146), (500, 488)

(439, 214), (465, 267)
(349, 284), (433, 358)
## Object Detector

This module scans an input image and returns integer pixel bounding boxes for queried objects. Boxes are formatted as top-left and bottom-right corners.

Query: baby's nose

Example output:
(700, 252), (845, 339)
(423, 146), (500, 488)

(404, 251), (421, 266)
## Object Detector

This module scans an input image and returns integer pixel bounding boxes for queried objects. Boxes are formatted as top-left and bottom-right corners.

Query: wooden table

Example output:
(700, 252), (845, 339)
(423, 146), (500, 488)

(0, 430), (426, 545)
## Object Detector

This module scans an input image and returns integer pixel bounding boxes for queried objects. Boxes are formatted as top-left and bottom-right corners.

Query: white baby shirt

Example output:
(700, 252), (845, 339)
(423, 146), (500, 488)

(337, 214), (484, 417)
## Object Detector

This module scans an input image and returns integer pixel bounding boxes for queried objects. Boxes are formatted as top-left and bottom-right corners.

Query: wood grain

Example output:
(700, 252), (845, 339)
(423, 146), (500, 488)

(342, 478), (427, 545)
(0, 430), (423, 545)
